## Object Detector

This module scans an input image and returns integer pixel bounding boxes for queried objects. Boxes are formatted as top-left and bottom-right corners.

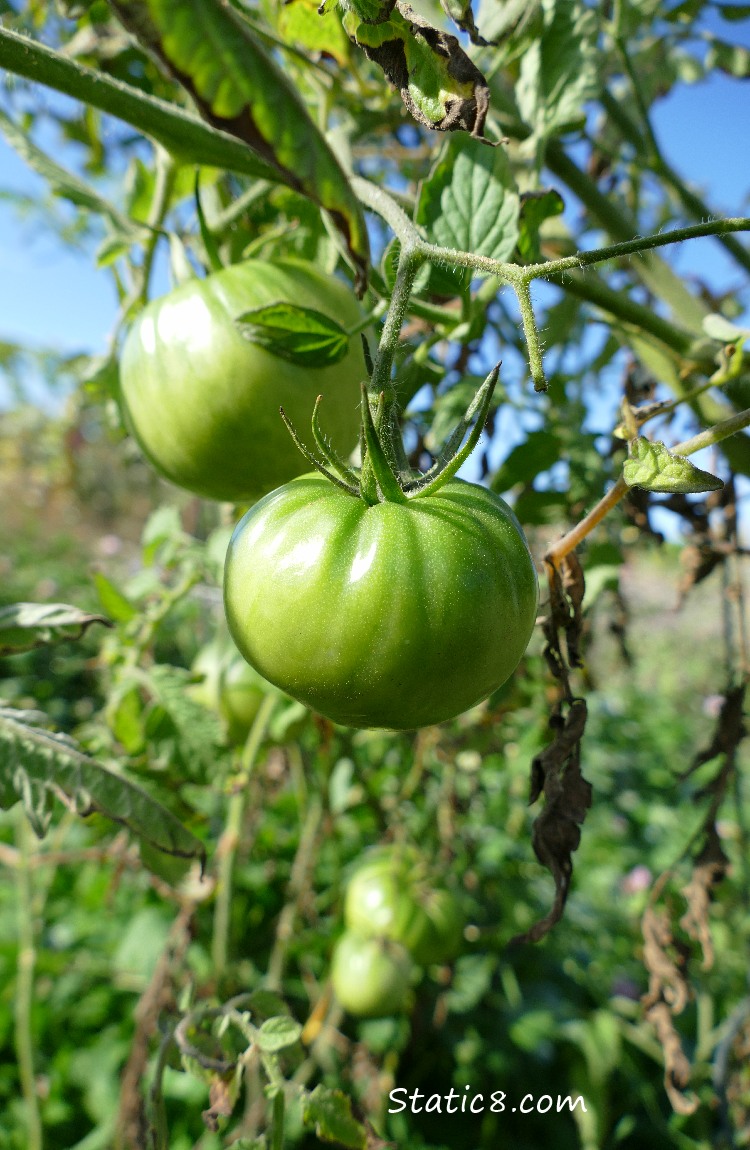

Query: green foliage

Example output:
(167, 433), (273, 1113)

(0, 0), (749, 1146)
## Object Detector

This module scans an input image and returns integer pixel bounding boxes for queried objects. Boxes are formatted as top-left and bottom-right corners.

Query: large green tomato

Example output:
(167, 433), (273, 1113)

(330, 933), (414, 1018)
(119, 259), (367, 502)
(223, 474), (538, 730)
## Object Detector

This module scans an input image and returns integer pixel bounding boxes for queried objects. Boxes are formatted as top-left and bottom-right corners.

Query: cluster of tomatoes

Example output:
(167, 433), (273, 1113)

(119, 258), (539, 734)
(331, 846), (465, 1018)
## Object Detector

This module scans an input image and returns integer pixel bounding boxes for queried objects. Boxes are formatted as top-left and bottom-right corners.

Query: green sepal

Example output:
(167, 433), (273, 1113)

(623, 437), (724, 494)
(311, 395), (360, 487)
(407, 364), (500, 497)
(279, 408), (360, 497)
(360, 385), (408, 504)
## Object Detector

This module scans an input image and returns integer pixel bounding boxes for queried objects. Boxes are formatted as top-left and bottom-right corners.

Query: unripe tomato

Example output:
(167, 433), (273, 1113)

(224, 473), (538, 730)
(188, 639), (270, 745)
(330, 933), (414, 1018)
(344, 847), (464, 965)
(119, 259), (367, 502)
(343, 846), (432, 954)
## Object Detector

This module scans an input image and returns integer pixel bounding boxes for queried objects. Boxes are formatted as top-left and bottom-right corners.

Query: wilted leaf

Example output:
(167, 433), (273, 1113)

(342, 2), (490, 139)
(440, 0), (487, 44)
(511, 698), (591, 945)
(0, 702), (206, 867)
(0, 602), (112, 656)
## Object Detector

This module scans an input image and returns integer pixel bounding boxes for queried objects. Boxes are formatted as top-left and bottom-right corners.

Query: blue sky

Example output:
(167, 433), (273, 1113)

(0, 12), (749, 407)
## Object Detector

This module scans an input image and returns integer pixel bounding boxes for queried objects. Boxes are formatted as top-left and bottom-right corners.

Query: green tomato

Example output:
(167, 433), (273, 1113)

(344, 848), (464, 964)
(224, 474), (538, 730)
(119, 259), (367, 502)
(330, 933), (413, 1018)
(344, 847), (433, 955)
(188, 639), (270, 746)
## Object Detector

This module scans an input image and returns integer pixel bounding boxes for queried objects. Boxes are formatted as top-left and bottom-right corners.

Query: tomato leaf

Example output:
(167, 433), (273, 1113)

(341, 2), (491, 139)
(302, 1085), (368, 1150)
(0, 602), (113, 656)
(107, 0), (369, 289)
(0, 702), (206, 868)
(277, 0), (351, 65)
(623, 438), (724, 494)
(516, 0), (599, 142)
(236, 304), (350, 368)
(517, 187), (565, 262)
(416, 136), (520, 262)
(440, 0), (488, 44)
(256, 1016), (303, 1053)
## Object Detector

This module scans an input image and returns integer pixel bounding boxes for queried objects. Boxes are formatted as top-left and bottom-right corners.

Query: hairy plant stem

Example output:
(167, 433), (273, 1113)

(212, 694), (277, 978)
(14, 812), (43, 1150)
(546, 407), (750, 565)
(353, 177), (750, 395)
(0, 26), (278, 181)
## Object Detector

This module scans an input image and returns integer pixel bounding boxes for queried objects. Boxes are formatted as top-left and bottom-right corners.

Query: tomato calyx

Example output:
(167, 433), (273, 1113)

(280, 361), (500, 508)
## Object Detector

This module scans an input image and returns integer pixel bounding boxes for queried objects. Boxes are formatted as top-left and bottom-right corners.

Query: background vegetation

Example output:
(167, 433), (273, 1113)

(1, 1), (749, 1148)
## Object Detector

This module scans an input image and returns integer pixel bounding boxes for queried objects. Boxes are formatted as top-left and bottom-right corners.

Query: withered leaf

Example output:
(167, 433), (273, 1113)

(341, 2), (491, 139)
(511, 698), (591, 945)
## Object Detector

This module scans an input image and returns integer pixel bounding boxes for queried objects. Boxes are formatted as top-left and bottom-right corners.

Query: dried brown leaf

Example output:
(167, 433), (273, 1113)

(679, 826), (730, 970)
(510, 699), (591, 945)
(645, 1001), (699, 1116)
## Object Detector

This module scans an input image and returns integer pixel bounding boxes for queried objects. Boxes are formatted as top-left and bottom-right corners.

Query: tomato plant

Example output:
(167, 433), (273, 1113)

(224, 471), (538, 730)
(119, 258), (367, 502)
(330, 932), (414, 1018)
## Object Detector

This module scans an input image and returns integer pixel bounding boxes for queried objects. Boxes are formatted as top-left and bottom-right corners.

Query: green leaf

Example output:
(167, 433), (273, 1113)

(0, 602), (112, 656)
(302, 1086), (368, 1150)
(92, 572), (138, 624)
(107, 0), (369, 288)
(516, 0), (599, 141)
(416, 135), (520, 262)
(236, 304), (350, 368)
(0, 702), (206, 867)
(277, 0), (351, 65)
(623, 438), (724, 494)
(517, 188), (565, 262)
(705, 36), (750, 77)
(703, 313), (750, 343)
(256, 1016), (303, 1053)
